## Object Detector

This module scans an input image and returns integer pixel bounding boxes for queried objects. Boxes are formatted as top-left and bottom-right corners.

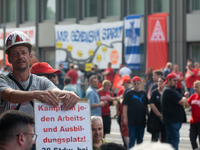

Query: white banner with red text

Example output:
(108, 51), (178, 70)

(34, 100), (92, 150)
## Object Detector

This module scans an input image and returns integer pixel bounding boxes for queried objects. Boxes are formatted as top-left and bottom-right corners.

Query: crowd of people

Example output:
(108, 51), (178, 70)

(1, 30), (200, 150)
(83, 60), (200, 150)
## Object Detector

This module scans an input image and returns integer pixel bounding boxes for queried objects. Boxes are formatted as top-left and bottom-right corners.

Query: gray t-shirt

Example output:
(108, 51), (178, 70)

(0, 73), (56, 116)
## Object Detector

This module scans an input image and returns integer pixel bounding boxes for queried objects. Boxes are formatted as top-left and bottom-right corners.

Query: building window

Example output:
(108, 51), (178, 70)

(129, 0), (144, 15)
(192, 0), (200, 11)
(64, 0), (76, 19)
(42, 48), (55, 68)
(24, 0), (36, 21)
(192, 44), (200, 62)
(106, 0), (120, 16)
(43, 0), (55, 20)
(153, 0), (169, 13)
(4, 0), (16, 22)
(85, 0), (97, 17)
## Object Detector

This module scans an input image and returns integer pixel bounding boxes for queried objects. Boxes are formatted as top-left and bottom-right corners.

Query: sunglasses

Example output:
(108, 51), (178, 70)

(38, 74), (56, 79)
(133, 82), (140, 85)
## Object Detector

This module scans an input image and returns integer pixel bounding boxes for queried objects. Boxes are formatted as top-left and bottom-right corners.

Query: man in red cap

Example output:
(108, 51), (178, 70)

(122, 76), (149, 149)
(30, 62), (61, 83)
(161, 73), (188, 150)
(116, 75), (132, 149)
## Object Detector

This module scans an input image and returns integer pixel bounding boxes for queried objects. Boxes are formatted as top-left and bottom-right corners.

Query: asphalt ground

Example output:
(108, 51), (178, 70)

(105, 106), (193, 150)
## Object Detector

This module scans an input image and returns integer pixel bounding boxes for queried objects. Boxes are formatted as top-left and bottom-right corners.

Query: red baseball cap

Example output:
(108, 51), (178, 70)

(122, 75), (131, 84)
(132, 76), (141, 82)
(30, 62), (61, 74)
(164, 73), (176, 84)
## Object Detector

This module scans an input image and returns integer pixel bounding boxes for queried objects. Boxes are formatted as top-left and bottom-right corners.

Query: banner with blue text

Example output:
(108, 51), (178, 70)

(55, 22), (123, 71)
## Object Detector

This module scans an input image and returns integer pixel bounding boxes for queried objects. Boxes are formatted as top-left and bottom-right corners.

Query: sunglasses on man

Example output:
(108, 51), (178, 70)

(133, 82), (140, 85)
(37, 74), (56, 79)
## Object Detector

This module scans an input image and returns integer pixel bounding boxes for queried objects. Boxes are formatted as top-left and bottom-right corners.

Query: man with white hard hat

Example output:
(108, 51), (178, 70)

(0, 31), (79, 116)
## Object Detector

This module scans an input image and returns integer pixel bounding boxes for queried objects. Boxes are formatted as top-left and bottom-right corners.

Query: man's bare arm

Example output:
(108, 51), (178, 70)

(91, 102), (105, 108)
(178, 97), (187, 106)
(123, 105), (128, 126)
(103, 70), (109, 76)
(2, 87), (80, 110)
(1, 88), (59, 106)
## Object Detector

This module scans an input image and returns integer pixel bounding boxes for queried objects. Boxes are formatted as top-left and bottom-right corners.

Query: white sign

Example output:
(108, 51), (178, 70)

(150, 20), (165, 41)
(34, 100), (92, 150)
(0, 26), (36, 47)
(55, 22), (123, 71)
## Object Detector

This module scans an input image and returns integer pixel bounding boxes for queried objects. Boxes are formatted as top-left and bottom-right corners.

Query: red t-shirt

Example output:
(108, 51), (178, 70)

(185, 69), (197, 88)
(98, 90), (113, 116)
(104, 68), (114, 82)
(195, 68), (200, 80)
(171, 71), (183, 89)
(188, 93), (200, 124)
(66, 70), (78, 84)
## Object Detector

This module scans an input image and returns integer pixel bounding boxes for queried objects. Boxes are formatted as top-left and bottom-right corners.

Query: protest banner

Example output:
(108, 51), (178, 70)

(55, 21), (123, 71)
(34, 99), (92, 150)
(146, 13), (169, 72)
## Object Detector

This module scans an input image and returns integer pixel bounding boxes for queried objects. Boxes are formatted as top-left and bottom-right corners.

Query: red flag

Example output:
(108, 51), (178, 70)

(146, 13), (169, 72)
(112, 74), (123, 90)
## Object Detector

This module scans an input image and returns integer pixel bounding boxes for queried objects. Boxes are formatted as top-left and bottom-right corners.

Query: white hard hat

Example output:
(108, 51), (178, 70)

(5, 31), (32, 54)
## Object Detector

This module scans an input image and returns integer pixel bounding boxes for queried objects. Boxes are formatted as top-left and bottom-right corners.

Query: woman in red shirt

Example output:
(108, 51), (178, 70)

(186, 80), (200, 150)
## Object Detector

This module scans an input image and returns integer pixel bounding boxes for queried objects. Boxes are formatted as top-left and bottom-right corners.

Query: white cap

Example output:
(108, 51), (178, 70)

(74, 65), (78, 69)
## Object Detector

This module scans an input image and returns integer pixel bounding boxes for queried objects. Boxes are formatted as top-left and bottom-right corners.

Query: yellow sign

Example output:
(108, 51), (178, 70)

(78, 51), (83, 57)
(89, 50), (94, 56)
(96, 41), (101, 46)
(85, 63), (93, 71)
(96, 55), (102, 62)
(56, 42), (62, 48)
(102, 47), (107, 53)
(67, 45), (73, 51)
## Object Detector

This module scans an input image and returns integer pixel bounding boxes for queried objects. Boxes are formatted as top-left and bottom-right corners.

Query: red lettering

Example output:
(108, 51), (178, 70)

(78, 105), (86, 112)
(66, 138), (70, 143)
(80, 106), (84, 110)
(41, 116), (45, 122)
(57, 115), (62, 121)
(60, 126), (65, 132)
(70, 117), (74, 121)
(41, 116), (55, 122)
(29, 30), (34, 37)
(38, 105), (43, 111)
(0, 33), (3, 39)
(43, 137), (47, 143)
(43, 126), (57, 132)
(57, 115), (85, 121)
(43, 136), (86, 144)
